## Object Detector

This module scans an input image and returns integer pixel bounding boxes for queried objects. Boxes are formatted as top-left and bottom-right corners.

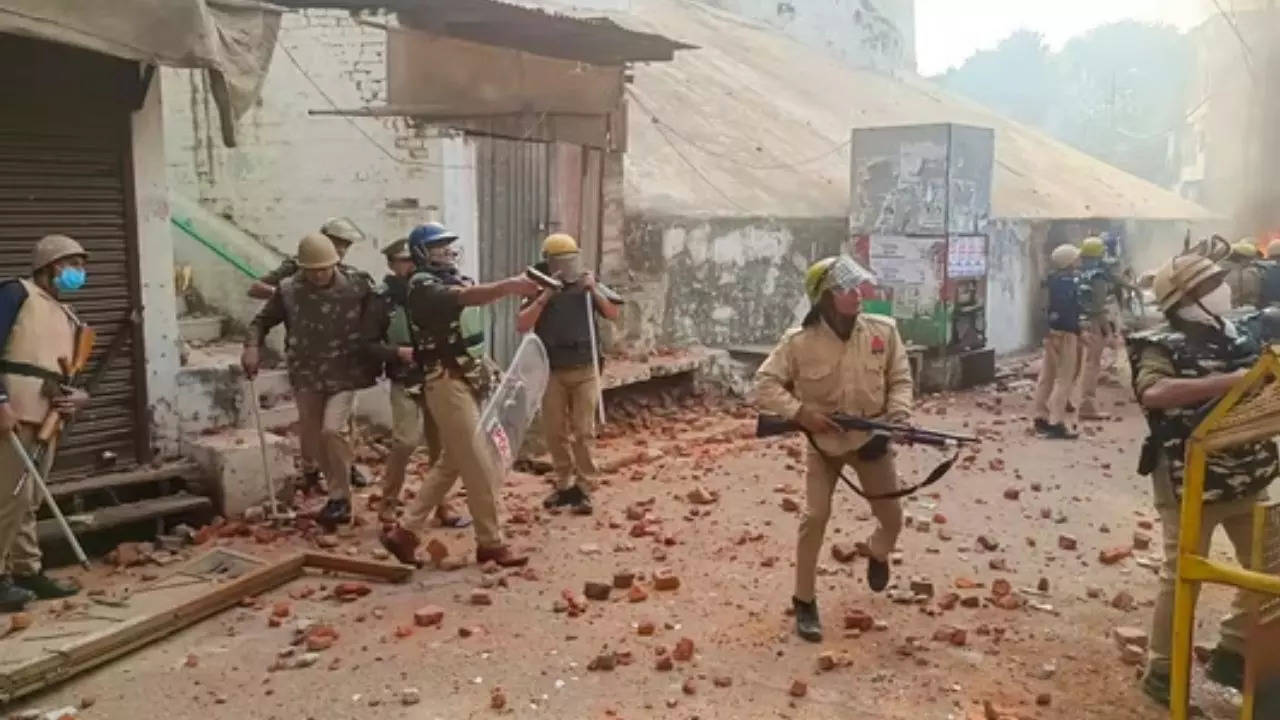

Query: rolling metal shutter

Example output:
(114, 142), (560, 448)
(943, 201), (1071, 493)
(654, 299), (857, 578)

(0, 34), (148, 479)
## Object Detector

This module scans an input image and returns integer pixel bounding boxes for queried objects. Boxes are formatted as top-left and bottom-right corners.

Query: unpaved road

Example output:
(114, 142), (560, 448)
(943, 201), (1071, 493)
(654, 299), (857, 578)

(5, 371), (1248, 719)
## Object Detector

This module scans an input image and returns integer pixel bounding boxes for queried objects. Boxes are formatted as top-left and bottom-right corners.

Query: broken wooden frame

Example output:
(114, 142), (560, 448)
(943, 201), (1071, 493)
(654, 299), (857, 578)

(0, 552), (412, 703)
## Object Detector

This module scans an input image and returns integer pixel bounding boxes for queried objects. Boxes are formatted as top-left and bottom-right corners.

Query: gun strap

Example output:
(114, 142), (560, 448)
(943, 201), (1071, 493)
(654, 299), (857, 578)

(804, 434), (959, 501)
(0, 360), (66, 384)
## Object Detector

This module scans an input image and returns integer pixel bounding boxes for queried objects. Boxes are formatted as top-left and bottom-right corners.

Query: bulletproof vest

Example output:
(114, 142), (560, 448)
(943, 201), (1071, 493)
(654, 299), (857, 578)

(0, 279), (79, 423)
(535, 283), (597, 370)
(1126, 309), (1278, 503)
(406, 267), (494, 396)
(279, 272), (377, 394)
(1259, 259), (1280, 307)
(1078, 261), (1114, 317)
(1046, 270), (1081, 333)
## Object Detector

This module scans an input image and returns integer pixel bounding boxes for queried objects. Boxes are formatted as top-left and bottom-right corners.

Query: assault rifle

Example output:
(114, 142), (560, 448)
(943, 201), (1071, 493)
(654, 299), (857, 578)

(525, 266), (625, 304)
(756, 412), (977, 447)
(756, 412), (978, 500)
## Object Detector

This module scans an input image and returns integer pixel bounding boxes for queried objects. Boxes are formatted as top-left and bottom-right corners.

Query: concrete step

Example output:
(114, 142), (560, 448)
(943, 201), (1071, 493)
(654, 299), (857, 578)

(38, 494), (212, 546)
(239, 399), (298, 433)
(179, 314), (226, 344)
(182, 428), (297, 517)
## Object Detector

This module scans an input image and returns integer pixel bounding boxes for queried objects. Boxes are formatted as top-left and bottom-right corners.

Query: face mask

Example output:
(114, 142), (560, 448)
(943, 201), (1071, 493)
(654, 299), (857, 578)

(1177, 283), (1237, 337)
(1198, 282), (1232, 316)
(53, 266), (86, 292)
(426, 246), (457, 269)
(548, 254), (581, 280)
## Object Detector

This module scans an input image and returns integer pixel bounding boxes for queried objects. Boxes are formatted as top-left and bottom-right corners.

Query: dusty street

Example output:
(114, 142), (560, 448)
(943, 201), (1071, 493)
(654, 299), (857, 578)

(2, 368), (1249, 720)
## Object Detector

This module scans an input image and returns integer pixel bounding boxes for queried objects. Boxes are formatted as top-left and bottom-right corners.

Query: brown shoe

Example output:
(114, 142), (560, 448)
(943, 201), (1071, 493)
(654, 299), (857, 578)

(379, 525), (421, 566)
(476, 544), (528, 568)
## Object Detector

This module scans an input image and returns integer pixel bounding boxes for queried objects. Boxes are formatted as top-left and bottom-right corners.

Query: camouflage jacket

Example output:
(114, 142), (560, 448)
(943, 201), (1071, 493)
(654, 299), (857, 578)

(1127, 309), (1278, 503)
(250, 270), (378, 394)
(405, 267), (497, 398)
(361, 274), (422, 386)
(259, 257), (369, 288)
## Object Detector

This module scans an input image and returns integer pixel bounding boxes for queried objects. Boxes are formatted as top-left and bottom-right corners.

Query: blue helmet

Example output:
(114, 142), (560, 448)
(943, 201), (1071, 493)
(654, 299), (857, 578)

(408, 222), (458, 251)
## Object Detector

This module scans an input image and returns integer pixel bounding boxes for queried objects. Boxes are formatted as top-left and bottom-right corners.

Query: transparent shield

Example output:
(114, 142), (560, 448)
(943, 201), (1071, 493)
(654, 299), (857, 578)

(476, 334), (550, 483)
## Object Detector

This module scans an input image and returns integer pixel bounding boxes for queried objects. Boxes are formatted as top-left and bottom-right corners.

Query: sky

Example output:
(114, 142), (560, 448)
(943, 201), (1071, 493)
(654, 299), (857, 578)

(915, 0), (1215, 75)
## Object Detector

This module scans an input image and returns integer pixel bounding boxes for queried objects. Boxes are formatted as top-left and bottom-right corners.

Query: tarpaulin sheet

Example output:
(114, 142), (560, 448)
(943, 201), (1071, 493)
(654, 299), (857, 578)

(0, 0), (282, 146)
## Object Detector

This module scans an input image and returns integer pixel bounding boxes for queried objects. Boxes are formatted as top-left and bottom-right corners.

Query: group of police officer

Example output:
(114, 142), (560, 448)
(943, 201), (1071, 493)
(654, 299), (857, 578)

(238, 219), (617, 569)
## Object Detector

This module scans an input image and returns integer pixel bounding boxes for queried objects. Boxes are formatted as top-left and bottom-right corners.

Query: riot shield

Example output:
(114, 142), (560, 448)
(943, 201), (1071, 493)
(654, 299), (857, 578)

(476, 334), (550, 478)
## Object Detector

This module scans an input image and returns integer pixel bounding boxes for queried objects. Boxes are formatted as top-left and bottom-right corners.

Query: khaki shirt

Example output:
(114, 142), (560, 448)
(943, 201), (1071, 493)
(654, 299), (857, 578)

(754, 313), (913, 456)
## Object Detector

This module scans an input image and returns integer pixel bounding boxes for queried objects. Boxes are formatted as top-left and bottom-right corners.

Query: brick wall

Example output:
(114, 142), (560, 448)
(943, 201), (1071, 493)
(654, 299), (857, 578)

(163, 9), (447, 277)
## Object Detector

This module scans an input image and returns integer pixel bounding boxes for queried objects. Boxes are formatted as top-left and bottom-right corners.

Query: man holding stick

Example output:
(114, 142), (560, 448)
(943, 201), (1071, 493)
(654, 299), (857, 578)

(0, 234), (91, 611)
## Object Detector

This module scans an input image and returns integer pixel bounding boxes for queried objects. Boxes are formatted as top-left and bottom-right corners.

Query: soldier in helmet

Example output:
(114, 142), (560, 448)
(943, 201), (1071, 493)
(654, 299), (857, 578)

(360, 238), (466, 527)
(754, 256), (912, 643)
(1031, 244), (1084, 440)
(516, 233), (620, 516)
(1128, 249), (1280, 707)
(248, 218), (373, 491)
(380, 222), (540, 568)
(241, 233), (378, 531)
(1220, 239), (1262, 309)
(1075, 236), (1121, 420)
(0, 235), (92, 612)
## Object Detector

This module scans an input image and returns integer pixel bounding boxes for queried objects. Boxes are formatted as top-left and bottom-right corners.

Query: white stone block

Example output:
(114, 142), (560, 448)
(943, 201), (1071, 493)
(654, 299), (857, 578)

(183, 429), (295, 517)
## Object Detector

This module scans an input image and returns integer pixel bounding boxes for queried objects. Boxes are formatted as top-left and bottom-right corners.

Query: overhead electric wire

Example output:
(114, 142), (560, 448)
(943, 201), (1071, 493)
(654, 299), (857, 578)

(1210, 0), (1257, 81)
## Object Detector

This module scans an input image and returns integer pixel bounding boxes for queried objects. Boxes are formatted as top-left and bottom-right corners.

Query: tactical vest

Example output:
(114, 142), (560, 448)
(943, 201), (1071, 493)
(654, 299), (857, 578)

(1078, 261), (1114, 317)
(1127, 310), (1278, 503)
(374, 276), (422, 385)
(1046, 270), (1081, 333)
(279, 272), (377, 394)
(406, 267), (495, 397)
(535, 284), (597, 370)
(0, 279), (79, 423)
(1259, 259), (1280, 307)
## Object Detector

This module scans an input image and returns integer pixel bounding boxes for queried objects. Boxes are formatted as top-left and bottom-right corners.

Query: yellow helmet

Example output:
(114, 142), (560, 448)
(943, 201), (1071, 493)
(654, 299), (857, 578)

(1151, 254), (1225, 313)
(1050, 244), (1080, 270)
(1080, 236), (1105, 258)
(542, 233), (579, 257)
(804, 256), (875, 303)
(297, 232), (340, 270)
(1232, 240), (1259, 258)
(1267, 239), (1280, 259)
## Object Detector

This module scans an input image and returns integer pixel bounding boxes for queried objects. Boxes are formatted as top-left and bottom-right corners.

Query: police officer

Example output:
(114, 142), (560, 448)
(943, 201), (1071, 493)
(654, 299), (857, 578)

(1032, 244), (1083, 440)
(380, 223), (540, 568)
(241, 233), (378, 531)
(754, 256), (911, 642)
(361, 238), (465, 527)
(1257, 239), (1280, 308)
(1220, 239), (1262, 308)
(248, 217), (372, 490)
(0, 235), (91, 611)
(1128, 251), (1280, 706)
(1076, 236), (1120, 420)
(516, 234), (620, 515)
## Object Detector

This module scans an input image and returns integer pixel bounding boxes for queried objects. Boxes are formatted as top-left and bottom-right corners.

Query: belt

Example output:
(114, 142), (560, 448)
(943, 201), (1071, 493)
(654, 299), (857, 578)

(0, 360), (65, 384)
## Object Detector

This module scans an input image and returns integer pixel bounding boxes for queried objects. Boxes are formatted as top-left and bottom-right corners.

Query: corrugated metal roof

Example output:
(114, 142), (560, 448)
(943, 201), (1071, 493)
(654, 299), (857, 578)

(272, 0), (694, 63)
(610, 0), (1214, 221)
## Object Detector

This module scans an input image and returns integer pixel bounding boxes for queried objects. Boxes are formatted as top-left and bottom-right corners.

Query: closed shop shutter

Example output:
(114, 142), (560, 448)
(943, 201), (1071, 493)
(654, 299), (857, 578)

(0, 34), (148, 479)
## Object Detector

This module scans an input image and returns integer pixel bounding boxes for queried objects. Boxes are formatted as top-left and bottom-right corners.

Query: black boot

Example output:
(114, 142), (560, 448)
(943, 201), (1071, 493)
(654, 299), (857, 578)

(13, 572), (79, 599)
(350, 466), (370, 488)
(1032, 418), (1051, 434)
(1207, 646), (1245, 690)
(0, 576), (35, 612)
(1043, 422), (1078, 440)
(867, 556), (891, 592)
(792, 597), (822, 642)
(301, 468), (323, 495)
(543, 485), (592, 514)
(316, 498), (352, 531)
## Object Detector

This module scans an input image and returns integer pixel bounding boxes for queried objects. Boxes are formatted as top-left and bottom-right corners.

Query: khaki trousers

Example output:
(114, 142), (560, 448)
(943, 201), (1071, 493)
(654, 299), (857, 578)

(542, 365), (599, 491)
(1032, 330), (1080, 425)
(1077, 318), (1107, 416)
(0, 424), (52, 576)
(401, 375), (502, 548)
(294, 390), (355, 500)
(795, 447), (903, 602)
(382, 381), (442, 503)
(1146, 463), (1274, 676)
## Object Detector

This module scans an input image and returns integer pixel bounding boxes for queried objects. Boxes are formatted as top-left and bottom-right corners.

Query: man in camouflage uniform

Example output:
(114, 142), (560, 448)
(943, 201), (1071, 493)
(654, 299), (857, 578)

(1220, 240), (1262, 309)
(380, 222), (540, 568)
(248, 217), (372, 490)
(242, 233), (378, 530)
(1128, 249), (1280, 707)
(755, 256), (912, 643)
(361, 238), (466, 527)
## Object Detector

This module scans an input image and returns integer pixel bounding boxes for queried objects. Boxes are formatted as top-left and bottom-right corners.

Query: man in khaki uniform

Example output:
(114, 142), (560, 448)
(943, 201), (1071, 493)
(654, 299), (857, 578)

(517, 234), (620, 515)
(0, 235), (91, 611)
(1220, 240), (1262, 308)
(242, 233), (378, 531)
(380, 222), (540, 568)
(1032, 244), (1083, 439)
(755, 256), (912, 642)
(1076, 236), (1119, 420)
(248, 217), (372, 490)
(361, 238), (464, 526)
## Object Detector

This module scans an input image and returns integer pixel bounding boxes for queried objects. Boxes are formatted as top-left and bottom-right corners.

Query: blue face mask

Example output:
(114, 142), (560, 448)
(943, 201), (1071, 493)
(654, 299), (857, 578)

(53, 266), (86, 292)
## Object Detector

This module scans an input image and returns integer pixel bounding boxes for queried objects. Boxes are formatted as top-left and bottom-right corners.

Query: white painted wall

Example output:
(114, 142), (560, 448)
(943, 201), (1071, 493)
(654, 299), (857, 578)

(133, 80), (182, 457)
(162, 9), (447, 281)
(984, 219), (1038, 355)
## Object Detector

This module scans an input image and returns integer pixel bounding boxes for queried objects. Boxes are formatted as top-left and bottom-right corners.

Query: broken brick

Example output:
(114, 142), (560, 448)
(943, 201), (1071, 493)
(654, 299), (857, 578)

(638, 620), (656, 636)
(1113, 626), (1149, 650)
(588, 652), (618, 671)
(334, 582), (371, 598)
(1133, 532), (1152, 551)
(1003, 487), (1021, 501)
(653, 569), (681, 591)
(909, 579), (935, 597)
(1111, 591), (1135, 611)
(714, 675), (733, 688)
(976, 535), (999, 551)
(673, 637), (695, 662)
(780, 496), (801, 513)
(271, 602), (291, 619)
(655, 655), (674, 671)
(490, 687), (507, 710)
(938, 593), (960, 611)
(413, 606), (444, 627)
(932, 513), (948, 525)
(844, 610), (874, 632)
(991, 579), (1012, 598)
(1099, 546), (1133, 565)
(681, 677), (697, 695)
(469, 589), (493, 606)
(817, 651), (837, 671)
(613, 572), (635, 589)
(831, 542), (859, 563)
(628, 585), (649, 603)
(687, 485), (717, 505)
(584, 582), (612, 601)
(1120, 643), (1145, 665)
(1058, 534), (1079, 551)
(789, 679), (808, 698)
(425, 538), (449, 565)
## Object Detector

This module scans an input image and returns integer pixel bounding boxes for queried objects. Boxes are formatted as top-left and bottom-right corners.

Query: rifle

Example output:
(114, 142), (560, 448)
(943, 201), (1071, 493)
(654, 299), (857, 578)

(756, 412), (978, 500)
(526, 266), (625, 305)
(14, 309), (137, 495)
